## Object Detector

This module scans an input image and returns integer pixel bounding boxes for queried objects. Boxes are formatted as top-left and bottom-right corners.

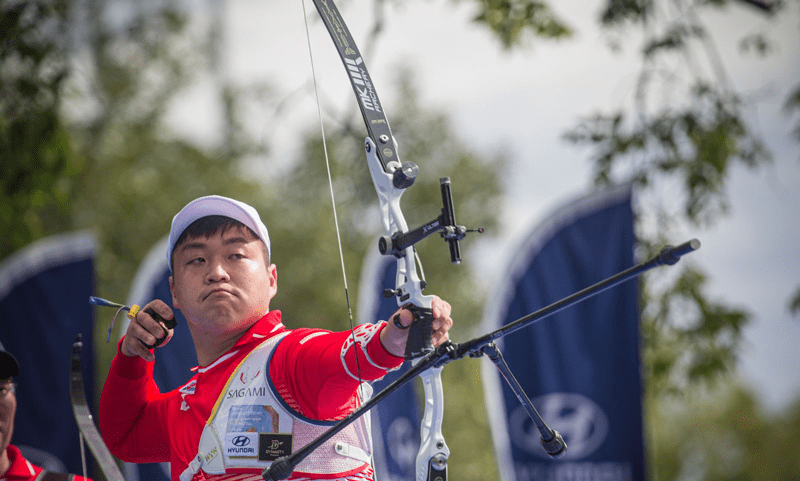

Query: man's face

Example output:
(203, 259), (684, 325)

(169, 225), (277, 336)
(0, 379), (16, 458)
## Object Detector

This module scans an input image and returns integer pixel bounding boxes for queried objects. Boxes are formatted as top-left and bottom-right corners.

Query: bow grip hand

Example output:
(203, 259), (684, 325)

(402, 304), (435, 359)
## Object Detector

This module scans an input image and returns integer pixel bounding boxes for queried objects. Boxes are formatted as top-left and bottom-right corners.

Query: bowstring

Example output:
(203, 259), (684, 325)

(79, 432), (87, 479)
(300, 0), (365, 396)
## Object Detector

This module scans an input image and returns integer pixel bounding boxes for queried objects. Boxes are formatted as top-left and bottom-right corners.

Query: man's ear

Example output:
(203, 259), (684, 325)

(268, 264), (278, 298)
(169, 275), (180, 309)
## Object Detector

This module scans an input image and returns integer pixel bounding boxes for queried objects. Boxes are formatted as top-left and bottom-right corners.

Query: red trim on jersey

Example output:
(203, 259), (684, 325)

(2, 445), (92, 481)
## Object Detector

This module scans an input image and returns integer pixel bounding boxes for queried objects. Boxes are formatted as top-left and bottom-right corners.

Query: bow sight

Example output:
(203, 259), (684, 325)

(375, 165), (484, 265)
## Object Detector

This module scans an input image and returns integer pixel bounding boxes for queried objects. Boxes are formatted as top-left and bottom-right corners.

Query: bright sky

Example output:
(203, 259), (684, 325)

(167, 0), (800, 413)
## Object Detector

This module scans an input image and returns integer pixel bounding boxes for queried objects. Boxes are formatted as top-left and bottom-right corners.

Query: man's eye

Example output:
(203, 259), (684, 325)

(188, 257), (205, 265)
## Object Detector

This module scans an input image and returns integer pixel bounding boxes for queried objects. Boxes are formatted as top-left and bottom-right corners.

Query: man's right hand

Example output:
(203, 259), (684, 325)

(121, 299), (175, 362)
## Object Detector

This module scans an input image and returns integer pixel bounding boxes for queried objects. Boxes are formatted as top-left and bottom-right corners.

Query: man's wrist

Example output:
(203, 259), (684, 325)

(377, 322), (406, 360)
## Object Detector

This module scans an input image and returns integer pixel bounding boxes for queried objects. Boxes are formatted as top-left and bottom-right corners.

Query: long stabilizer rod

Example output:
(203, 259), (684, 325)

(262, 238), (700, 479)
(454, 239), (701, 359)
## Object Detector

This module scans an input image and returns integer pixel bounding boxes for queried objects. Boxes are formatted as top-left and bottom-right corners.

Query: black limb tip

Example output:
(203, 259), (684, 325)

(403, 304), (435, 360)
(71, 335), (83, 372)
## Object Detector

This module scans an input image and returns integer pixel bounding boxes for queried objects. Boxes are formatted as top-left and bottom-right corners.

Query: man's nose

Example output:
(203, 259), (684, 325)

(206, 259), (230, 282)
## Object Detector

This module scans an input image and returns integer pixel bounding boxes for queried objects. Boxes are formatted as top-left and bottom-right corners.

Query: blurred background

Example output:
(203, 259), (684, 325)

(1, 0), (799, 479)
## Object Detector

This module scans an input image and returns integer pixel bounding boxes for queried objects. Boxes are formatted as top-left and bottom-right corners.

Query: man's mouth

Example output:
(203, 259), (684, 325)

(204, 289), (233, 301)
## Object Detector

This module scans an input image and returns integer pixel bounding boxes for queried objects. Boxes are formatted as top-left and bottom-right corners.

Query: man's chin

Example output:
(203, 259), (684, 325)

(192, 308), (254, 332)
(0, 432), (11, 457)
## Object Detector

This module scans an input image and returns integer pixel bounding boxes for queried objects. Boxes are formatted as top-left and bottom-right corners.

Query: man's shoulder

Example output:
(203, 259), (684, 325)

(4, 444), (44, 479)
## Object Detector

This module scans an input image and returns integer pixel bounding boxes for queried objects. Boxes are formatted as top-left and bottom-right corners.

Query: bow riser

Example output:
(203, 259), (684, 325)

(365, 138), (432, 309)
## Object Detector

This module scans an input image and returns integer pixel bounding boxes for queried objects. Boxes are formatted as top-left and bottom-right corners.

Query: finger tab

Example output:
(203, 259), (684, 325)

(144, 306), (177, 330)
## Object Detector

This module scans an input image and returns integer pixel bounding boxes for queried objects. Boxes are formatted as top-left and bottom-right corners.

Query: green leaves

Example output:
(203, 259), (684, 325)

(565, 84), (770, 227)
(472, 0), (572, 48)
(785, 82), (800, 151)
(599, 0), (654, 27)
(641, 260), (750, 397)
(0, 0), (78, 259)
(789, 286), (800, 317)
(647, 383), (800, 480)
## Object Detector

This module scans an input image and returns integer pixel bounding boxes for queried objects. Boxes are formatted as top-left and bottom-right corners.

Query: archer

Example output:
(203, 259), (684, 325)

(98, 195), (454, 481)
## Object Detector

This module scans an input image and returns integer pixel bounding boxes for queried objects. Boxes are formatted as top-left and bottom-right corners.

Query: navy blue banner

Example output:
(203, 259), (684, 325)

(119, 237), (196, 481)
(482, 184), (643, 481)
(357, 249), (420, 481)
(0, 231), (97, 476)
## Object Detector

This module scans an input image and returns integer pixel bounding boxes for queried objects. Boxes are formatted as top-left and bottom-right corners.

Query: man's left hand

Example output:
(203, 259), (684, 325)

(380, 296), (453, 358)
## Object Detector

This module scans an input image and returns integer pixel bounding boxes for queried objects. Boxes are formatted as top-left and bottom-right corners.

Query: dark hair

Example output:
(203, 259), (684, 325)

(170, 215), (270, 272)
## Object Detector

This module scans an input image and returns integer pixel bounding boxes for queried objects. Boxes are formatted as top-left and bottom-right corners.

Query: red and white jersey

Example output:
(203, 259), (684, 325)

(1, 445), (93, 481)
(99, 311), (403, 481)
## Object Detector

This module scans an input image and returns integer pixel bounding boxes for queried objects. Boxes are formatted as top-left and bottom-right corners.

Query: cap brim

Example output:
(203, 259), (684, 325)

(0, 351), (20, 378)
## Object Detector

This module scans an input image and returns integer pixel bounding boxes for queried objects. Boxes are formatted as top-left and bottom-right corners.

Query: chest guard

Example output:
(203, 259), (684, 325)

(180, 332), (374, 481)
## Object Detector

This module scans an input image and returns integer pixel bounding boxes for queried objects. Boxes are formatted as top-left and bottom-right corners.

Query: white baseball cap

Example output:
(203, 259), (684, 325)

(167, 195), (270, 272)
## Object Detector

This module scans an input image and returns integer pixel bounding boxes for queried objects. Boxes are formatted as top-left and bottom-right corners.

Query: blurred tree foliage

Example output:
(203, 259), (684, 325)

(557, 0), (787, 402)
(553, 0), (796, 478)
(647, 381), (800, 480)
(0, 0), (79, 257)
(470, 0), (572, 47)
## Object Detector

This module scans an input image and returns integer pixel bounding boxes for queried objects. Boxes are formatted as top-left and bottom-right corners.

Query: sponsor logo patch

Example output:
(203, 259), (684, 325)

(225, 432), (258, 457)
(258, 433), (293, 461)
(226, 386), (267, 399)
